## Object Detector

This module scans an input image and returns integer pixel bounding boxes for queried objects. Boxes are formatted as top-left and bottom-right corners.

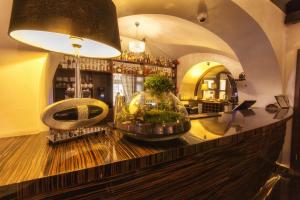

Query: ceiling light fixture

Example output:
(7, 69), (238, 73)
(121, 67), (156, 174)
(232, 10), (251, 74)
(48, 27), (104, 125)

(129, 22), (145, 53)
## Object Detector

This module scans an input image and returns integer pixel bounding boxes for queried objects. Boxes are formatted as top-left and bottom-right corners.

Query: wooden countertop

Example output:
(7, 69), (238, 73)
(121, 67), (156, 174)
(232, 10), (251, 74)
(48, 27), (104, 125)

(0, 108), (293, 189)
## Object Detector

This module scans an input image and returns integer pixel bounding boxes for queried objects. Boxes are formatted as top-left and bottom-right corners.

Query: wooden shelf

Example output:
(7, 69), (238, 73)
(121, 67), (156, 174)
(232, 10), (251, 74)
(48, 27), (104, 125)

(57, 67), (175, 79)
(58, 67), (111, 74)
(112, 59), (176, 69)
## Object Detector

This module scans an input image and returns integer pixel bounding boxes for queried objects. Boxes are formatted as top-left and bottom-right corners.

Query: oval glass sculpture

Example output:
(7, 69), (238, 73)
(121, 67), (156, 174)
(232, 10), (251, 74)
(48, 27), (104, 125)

(41, 98), (108, 130)
(115, 91), (191, 141)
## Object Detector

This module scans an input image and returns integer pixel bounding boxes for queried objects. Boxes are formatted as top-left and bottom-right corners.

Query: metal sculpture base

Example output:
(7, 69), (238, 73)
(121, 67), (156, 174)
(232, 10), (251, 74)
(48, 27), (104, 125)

(47, 126), (109, 144)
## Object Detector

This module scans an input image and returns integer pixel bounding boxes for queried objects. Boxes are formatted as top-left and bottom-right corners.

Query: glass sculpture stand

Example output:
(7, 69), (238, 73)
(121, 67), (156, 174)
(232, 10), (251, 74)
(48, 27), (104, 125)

(47, 126), (109, 144)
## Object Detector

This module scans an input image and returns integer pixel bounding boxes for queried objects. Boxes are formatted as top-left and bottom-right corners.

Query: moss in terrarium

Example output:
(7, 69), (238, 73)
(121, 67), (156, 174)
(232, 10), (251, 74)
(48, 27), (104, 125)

(144, 109), (185, 124)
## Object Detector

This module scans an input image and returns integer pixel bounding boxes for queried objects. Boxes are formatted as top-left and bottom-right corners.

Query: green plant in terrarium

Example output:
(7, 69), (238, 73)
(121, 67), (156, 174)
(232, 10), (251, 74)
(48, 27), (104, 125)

(115, 74), (191, 138)
(144, 75), (174, 94)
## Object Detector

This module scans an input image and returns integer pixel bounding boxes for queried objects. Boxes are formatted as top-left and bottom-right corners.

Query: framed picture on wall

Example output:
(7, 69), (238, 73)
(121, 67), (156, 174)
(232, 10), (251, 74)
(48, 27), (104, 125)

(275, 95), (290, 109)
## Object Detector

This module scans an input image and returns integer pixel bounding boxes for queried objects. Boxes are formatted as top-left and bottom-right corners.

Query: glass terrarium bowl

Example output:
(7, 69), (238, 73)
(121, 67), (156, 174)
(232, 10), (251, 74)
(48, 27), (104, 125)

(115, 91), (191, 141)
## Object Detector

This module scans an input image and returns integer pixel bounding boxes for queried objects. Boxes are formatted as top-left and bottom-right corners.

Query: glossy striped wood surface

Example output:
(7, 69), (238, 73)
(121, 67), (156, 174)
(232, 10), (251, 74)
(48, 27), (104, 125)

(0, 108), (292, 199)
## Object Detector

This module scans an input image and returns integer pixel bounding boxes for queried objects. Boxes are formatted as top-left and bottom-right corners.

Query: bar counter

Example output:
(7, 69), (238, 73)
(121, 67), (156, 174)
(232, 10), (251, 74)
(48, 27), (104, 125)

(0, 108), (293, 199)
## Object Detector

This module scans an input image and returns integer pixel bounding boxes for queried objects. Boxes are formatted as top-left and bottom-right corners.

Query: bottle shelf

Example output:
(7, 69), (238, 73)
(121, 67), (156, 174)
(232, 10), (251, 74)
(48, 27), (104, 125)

(112, 59), (176, 69)
(57, 66), (176, 79)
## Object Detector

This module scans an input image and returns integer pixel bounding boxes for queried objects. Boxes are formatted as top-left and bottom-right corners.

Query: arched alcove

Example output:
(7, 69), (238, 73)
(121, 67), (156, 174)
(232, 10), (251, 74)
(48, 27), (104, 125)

(177, 53), (243, 98)
(178, 57), (242, 99)
(194, 65), (231, 99)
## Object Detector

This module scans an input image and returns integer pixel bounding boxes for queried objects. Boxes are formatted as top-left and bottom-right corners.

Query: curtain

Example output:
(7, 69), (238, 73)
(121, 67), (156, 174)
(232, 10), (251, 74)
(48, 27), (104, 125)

(121, 74), (135, 103)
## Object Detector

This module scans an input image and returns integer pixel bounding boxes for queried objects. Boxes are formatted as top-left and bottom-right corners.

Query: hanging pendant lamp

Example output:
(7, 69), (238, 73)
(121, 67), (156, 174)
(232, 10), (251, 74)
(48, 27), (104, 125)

(8, 0), (121, 58)
(129, 22), (145, 53)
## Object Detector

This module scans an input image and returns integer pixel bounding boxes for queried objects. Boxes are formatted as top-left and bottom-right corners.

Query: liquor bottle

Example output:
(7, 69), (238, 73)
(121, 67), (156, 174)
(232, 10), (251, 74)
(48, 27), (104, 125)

(125, 64), (129, 74)
(61, 55), (67, 69)
(146, 54), (150, 64)
(105, 60), (109, 72)
(80, 58), (85, 70)
(88, 76), (93, 89)
(67, 56), (72, 68)
(116, 63), (122, 73)
(104, 60), (108, 72)
(85, 58), (89, 70)
(134, 65), (138, 75)
(96, 60), (101, 71)
(138, 66), (144, 76)
(58, 62), (63, 69)
(88, 58), (93, 70)
(124, 50), (128, 61)
(112, 62), (117, 73)
(172, 69), (176, 78)
(144, 66), (148, 76)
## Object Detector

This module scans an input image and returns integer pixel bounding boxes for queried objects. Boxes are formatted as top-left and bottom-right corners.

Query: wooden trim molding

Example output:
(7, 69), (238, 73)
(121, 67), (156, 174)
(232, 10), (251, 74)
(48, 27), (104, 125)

(291, 49), (300, 171)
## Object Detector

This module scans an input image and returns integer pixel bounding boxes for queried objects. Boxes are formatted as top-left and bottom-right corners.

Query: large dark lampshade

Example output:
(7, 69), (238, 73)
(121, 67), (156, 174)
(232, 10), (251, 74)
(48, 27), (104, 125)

(8, 0), (121, 58)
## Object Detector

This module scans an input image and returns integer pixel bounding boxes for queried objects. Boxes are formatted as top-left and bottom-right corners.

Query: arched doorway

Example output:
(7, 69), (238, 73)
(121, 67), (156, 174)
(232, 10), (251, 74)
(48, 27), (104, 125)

(194, 65), (235, 101)
(179, 61), (239, 113)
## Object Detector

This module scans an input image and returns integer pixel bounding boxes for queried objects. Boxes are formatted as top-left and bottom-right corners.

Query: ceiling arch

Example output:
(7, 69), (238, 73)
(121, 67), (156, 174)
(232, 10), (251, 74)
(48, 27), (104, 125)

(114, 0), (283, 106)
(118, 14), (237, 59)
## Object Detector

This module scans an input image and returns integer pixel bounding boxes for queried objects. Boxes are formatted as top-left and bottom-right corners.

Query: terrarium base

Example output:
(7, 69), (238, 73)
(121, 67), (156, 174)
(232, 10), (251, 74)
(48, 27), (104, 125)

(122, 131), (187, 142)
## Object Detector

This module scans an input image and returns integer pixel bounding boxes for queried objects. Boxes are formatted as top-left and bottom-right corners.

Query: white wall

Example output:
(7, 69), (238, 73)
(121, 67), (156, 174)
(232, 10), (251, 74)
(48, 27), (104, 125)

(233, 0), (300, 106)
(284, 23), (300, 106)
(233, 0), (286, 70)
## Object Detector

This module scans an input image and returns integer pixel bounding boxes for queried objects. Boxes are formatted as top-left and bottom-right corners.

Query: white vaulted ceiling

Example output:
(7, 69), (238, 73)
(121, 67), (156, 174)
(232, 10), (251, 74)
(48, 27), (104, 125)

(113, 0), (284, 106)
(118, 14), (237, 59)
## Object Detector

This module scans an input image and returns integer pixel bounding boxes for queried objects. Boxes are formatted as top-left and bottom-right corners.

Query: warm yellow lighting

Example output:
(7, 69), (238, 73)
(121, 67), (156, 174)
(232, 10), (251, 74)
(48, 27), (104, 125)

(183, 61), (221, 82)
(189, 120), (221, 140)
(10, 30), (121, 58)
(180, 61), (223, 100)
(212, 83), (218, 89)
(129, 40), (146, 53)
(190, 68), (203, 78)
(0, 50), (49, 137)
(201, 83), (209, 91)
